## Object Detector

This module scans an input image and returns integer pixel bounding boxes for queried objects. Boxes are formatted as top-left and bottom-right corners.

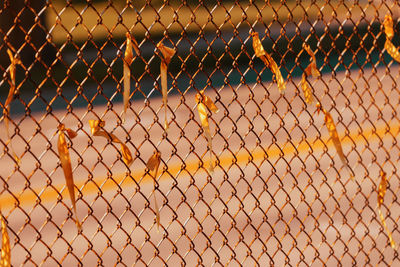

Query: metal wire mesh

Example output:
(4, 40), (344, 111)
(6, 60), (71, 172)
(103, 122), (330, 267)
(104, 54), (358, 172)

(1, 0), (400, 265)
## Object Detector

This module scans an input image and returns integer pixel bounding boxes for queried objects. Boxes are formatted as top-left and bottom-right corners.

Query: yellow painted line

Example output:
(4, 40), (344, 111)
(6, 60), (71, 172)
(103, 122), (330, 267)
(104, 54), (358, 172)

(1, 122), (397, 210)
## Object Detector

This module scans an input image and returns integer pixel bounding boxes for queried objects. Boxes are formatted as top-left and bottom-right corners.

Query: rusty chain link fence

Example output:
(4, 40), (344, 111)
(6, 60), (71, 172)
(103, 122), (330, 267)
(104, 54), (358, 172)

(1, 0), (400, 265)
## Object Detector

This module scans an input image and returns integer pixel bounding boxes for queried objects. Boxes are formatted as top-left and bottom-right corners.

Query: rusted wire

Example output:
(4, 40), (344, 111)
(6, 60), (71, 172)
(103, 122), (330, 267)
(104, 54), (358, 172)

(0, 0), (400, 266)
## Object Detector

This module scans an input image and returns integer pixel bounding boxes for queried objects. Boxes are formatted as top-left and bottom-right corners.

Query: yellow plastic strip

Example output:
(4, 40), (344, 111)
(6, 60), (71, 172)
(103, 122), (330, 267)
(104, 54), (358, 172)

(89, 120), (133, 166)
(384, 14), (400, 62)
(57, 124), (81, 230)
(157, 42), (176, 132)
(196, 90), (219, 172)
(4, 49), (22, 164)
(123, 32), (136, 123)
(251, 32), (286, 94)
(301, 73), (314, 104)
(385, 39), (400, 63)
(303, 43), (320, 78)
(378, 170), (396, 249)
(317, 103), (353, 179)
(146, 151), (161, 230)
(384, 14), (394, 40)
(0, 211), (10, 267)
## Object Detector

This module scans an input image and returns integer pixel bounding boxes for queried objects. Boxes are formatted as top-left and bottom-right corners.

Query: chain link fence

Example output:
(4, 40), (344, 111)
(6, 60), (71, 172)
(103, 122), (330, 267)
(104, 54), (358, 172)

(1, 0), (400, 265)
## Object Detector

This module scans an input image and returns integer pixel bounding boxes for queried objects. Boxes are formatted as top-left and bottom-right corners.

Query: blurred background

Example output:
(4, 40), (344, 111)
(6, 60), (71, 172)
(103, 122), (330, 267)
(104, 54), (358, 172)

(0, 0), (392, 114)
